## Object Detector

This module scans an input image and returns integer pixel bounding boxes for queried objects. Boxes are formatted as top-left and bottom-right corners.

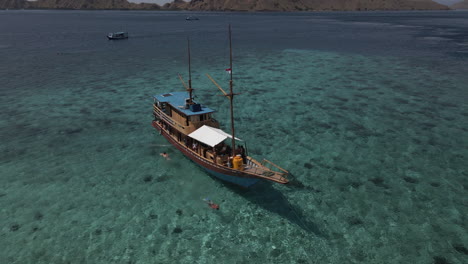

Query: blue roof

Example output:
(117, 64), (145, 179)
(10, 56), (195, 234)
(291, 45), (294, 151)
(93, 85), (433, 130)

(154, 91), (216, 116)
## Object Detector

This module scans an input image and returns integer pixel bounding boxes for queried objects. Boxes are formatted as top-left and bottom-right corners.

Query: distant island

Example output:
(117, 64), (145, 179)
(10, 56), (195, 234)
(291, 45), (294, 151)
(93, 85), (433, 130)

(1, 0), (451, 11)
(451, 0), (468, 8)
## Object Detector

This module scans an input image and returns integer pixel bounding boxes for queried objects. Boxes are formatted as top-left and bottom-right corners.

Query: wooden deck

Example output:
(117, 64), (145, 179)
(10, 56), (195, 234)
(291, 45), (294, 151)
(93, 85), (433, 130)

(243, 158), (289, 184)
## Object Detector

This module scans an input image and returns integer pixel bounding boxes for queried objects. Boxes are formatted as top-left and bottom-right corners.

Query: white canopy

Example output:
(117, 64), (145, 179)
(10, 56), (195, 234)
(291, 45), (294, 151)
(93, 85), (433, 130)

(188, 125), (242, 147)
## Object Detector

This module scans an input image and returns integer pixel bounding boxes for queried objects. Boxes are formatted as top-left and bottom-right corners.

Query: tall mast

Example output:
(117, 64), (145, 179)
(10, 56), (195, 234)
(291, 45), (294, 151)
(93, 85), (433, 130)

(228, 25), (236, 157)
(187, 37), (193, 103)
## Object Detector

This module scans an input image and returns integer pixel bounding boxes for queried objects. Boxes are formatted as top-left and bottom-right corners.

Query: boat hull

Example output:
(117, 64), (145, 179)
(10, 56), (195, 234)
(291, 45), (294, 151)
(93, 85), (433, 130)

(201, 167), (259, 187)
(152, 121), (259, 187)
(107, 36), (128, 40)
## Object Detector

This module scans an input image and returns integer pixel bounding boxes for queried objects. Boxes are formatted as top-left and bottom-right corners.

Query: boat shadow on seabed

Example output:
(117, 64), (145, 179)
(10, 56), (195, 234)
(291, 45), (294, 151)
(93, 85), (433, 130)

(223, 179), (326, 238)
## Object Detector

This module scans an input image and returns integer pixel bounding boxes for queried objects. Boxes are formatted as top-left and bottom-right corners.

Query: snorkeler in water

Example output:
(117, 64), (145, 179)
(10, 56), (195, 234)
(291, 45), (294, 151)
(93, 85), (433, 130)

(203, 198), (219, 210)
(160, 152), (170, 160)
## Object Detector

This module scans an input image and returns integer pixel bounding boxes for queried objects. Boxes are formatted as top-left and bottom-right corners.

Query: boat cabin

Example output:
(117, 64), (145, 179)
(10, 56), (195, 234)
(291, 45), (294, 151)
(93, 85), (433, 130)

(153, 91), (219, 135)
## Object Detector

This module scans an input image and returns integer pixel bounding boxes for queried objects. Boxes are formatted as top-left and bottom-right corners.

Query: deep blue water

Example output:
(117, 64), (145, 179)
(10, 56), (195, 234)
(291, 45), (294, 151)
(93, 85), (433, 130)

(1, 10), (467, 264)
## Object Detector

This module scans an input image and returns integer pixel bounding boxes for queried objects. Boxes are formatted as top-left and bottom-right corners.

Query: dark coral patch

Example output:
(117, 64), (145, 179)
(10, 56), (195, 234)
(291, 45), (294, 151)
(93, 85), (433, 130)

(143, 175), (152, 182)
(349, 181), (362, 188)
(270, 248), (283, 257)
(369, 177), (389, 189)
(10, 223), (20, 231)
(433, 256), (450, 264)
(173, 227), (183, 234)
(454, 244), (468, 255)
(347, 216), (363, 226)
(61, 128), (83, 135)
(403, 177), (418, 184)
(149, 213), (158, 220)
(34, 211), (43, 220)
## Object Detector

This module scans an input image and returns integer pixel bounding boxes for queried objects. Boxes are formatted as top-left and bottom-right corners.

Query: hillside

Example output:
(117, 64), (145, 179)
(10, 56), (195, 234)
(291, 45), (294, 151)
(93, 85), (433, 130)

(0, 0), (160, 10)
(451, 0), (468, 8)
(1, 0), (26, 9)
(0, 0), (449, 11)
(165, 0), (450, 11)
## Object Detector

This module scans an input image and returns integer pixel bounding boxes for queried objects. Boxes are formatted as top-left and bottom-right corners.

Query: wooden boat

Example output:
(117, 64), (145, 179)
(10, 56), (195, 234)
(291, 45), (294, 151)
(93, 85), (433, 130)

(186, 16), (199, 21)
(151, 26), (289, 187)
(107, 32), (128, 40)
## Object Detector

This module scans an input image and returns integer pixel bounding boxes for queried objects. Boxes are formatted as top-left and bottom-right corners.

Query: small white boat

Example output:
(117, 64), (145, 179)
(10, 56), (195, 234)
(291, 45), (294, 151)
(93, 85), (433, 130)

(107, 32), (128, 40)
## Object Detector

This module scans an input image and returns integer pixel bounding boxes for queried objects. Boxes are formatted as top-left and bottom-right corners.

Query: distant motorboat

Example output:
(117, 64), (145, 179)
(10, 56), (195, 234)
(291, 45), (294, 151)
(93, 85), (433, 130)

(186, 16), (199, 21)
(107, 32), (128, 40)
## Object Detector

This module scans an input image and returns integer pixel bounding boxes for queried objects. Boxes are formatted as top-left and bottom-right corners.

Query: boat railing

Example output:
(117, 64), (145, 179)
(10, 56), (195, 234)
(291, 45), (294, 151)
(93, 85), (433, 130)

(247, 157), (289, 175)
(154, 105), (218, 131)
(242, 158), (288, 183)
(261, 159), (289, 174)
(155, 116), (287, 181)
(158, 126), (288, 183)
(245, 157), (288, 178)
(245, 158), (261, 175)
(153, 106), (183, 129)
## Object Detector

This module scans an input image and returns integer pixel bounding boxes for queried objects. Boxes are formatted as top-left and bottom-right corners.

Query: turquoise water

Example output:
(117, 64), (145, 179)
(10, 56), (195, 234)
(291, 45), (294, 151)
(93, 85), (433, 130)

(1, 10), (467, 264)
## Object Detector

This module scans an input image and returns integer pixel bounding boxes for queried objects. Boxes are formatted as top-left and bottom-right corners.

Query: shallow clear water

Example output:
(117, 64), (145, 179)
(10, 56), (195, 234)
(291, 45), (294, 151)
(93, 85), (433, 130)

(1, 10), (467, 264)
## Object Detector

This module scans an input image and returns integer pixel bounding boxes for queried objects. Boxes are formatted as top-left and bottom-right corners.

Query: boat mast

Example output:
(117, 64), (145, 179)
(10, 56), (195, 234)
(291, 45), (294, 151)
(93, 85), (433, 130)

(228, 25), (236, 157)
(187, 37), (193, 104)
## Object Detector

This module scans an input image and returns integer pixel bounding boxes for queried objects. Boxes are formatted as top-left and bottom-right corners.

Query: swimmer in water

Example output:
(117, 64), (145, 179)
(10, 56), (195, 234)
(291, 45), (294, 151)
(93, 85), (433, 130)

(160, 152), (170, 160)
(203, 198), (219, 210)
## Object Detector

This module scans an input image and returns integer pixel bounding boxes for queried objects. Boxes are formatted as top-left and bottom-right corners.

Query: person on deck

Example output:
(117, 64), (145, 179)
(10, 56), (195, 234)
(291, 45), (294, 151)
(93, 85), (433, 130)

(220, 143), (227, 155)
(239, 145), (246, 163)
